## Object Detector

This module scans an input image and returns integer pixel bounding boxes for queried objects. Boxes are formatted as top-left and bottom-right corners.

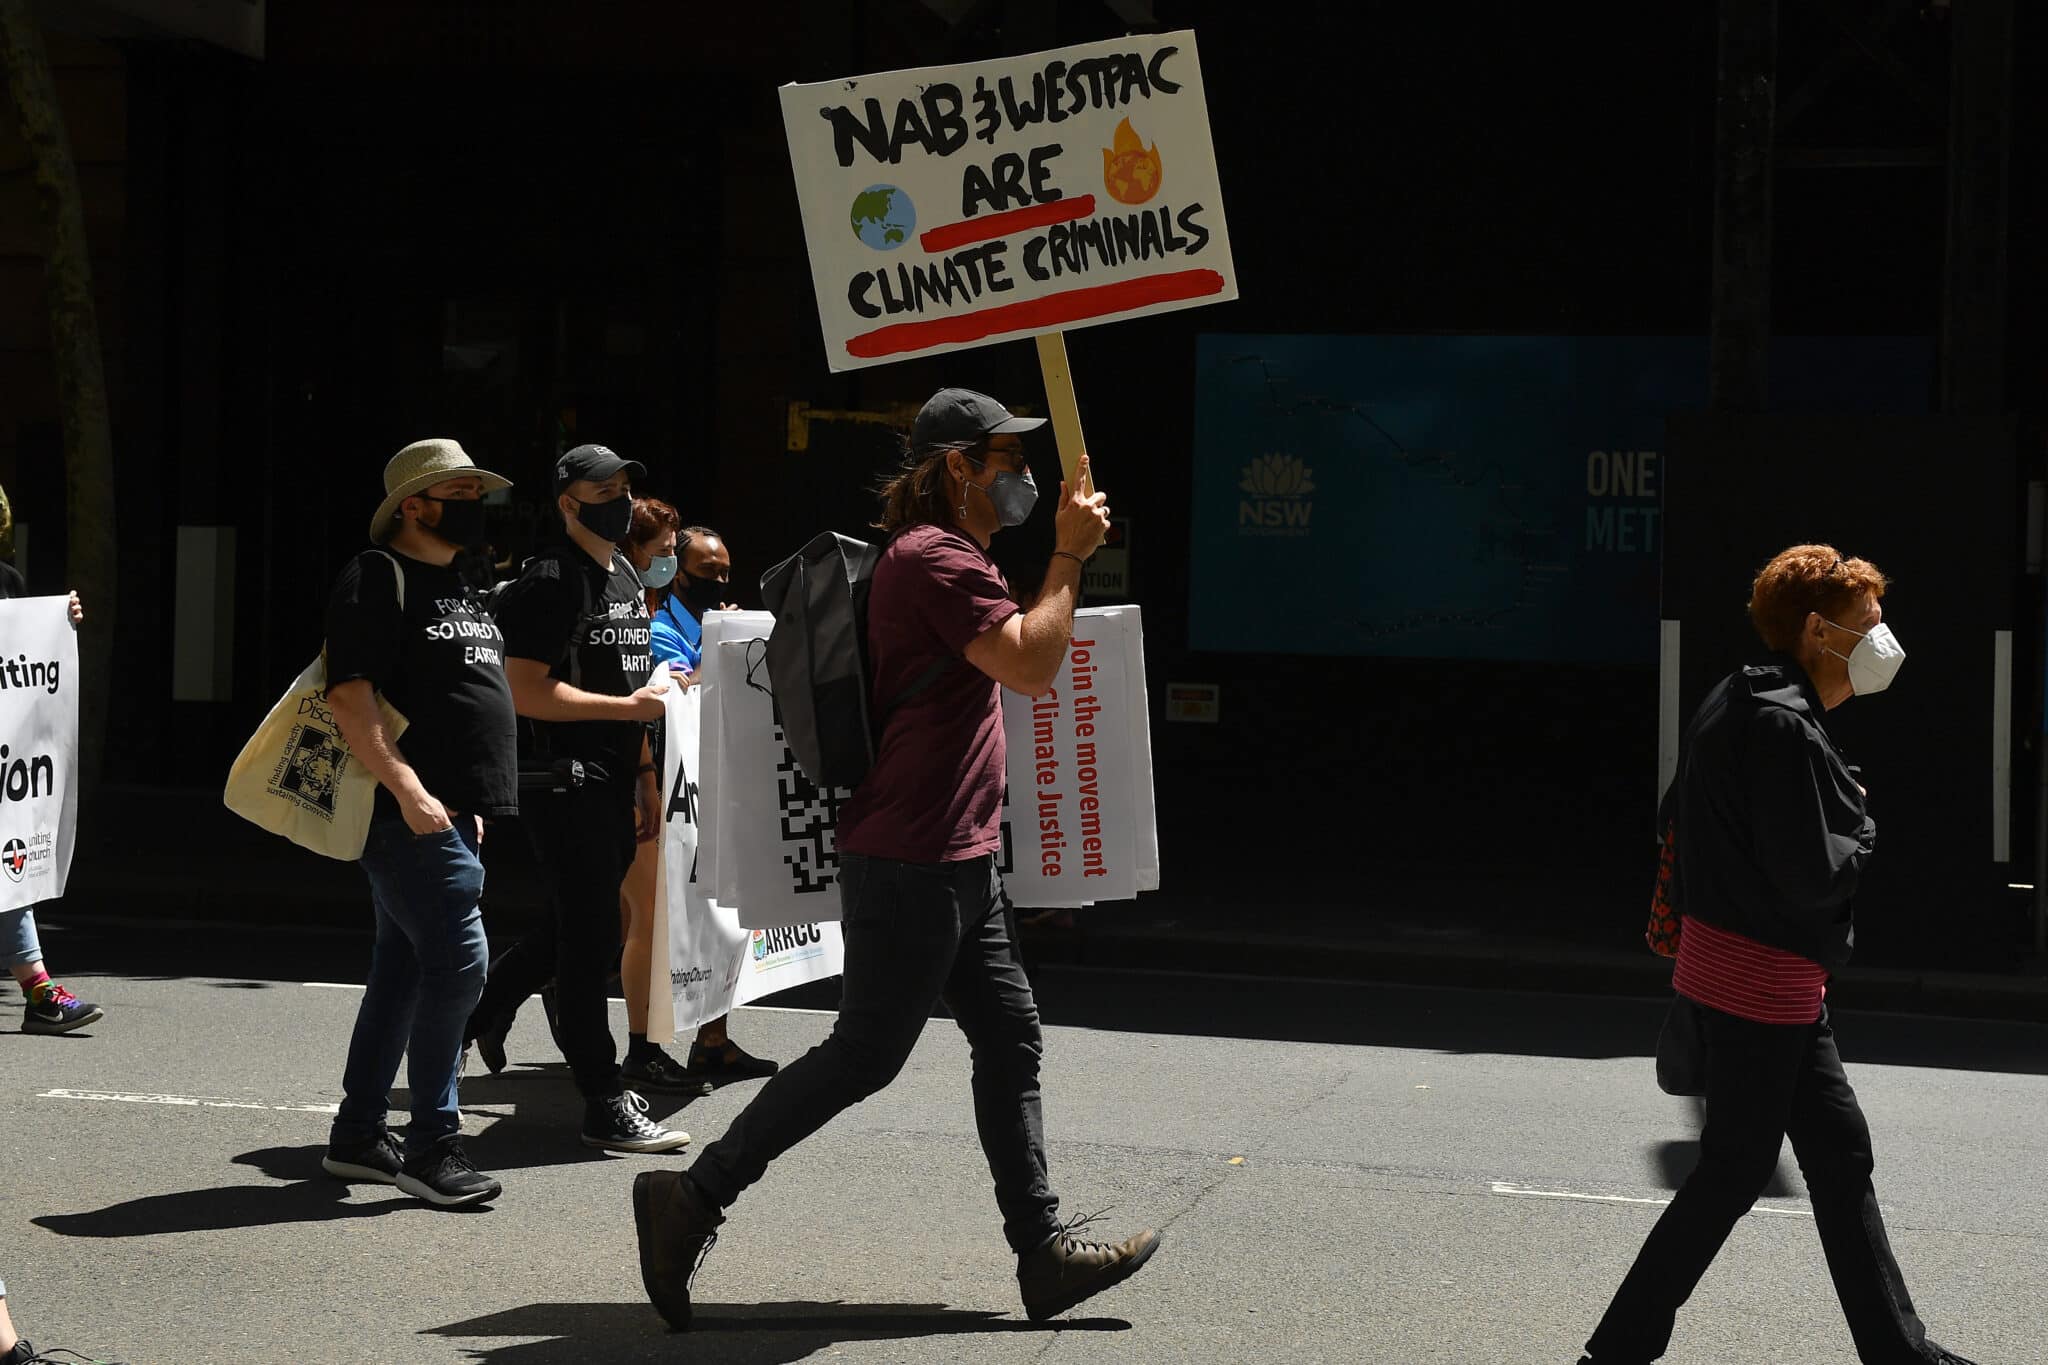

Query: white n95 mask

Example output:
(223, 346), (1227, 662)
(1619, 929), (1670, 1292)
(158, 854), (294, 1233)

(1824, 619), (1906, 696)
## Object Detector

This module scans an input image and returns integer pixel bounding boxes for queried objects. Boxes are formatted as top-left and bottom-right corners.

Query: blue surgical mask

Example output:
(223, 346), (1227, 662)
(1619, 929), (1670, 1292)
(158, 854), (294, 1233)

(642, 555), (678, 590)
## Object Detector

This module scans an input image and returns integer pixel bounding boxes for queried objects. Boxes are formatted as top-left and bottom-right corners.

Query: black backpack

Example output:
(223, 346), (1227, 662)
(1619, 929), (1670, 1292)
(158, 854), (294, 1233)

(759, 531), (950, 790)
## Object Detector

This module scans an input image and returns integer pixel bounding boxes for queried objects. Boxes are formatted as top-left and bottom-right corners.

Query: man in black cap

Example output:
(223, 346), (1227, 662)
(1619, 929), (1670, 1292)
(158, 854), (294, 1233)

(632, 389), (1160, 1329)
(466, 444), (689, 1154)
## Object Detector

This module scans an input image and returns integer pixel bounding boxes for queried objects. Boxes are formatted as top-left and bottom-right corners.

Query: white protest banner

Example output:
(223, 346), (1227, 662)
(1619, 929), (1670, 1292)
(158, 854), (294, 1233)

(999, 606), (1156, 904)
(656, 663), (843, 1037)
(780, 31), (1236, 372)
(703, 608), (1157, 915)
(712, 638), (858, 927)
(0, 598), (79, 912)
(693, 609), (775, 900)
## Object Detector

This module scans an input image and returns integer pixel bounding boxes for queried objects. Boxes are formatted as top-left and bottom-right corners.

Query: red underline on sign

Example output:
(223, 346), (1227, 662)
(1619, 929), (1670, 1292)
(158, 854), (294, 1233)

(845, 269), (1228, 360)
(918, 196), (1098, 253)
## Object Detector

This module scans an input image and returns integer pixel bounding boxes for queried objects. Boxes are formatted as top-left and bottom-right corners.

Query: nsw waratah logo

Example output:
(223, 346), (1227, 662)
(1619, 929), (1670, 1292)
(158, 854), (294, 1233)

(1237, 452), (1315, 536)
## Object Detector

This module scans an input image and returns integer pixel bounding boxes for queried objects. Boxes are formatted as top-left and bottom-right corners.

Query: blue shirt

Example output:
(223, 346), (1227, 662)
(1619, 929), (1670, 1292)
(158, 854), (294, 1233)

(651, 596), (701, 671)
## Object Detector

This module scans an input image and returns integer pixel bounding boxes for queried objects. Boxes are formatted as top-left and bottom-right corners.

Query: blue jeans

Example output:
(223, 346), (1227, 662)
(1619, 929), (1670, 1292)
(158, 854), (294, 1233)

(332, 816), (489, 1156)
(1, 904), (43, 969)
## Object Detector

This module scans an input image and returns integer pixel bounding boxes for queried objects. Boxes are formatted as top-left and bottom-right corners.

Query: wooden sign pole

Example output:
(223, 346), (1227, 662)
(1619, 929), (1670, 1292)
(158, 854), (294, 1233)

(1034, 331), (1094, 496)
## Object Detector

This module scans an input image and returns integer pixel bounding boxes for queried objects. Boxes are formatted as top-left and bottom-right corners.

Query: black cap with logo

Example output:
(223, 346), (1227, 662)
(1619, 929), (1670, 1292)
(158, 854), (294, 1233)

(554, 443), (647, 494)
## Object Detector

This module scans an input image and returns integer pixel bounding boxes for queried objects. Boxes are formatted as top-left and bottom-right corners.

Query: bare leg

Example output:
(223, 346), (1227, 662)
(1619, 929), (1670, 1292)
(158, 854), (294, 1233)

(619, 835), (661, 1036)
(0, 1291), (18, 1353)
(8, 961), (47, 988)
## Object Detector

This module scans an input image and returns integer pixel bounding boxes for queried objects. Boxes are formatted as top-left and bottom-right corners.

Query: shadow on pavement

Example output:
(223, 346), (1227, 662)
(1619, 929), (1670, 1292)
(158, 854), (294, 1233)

(34, 916), (2048, 1075)
(30, 1145), (498, 1237)
(426, 1300), (1128, 1363)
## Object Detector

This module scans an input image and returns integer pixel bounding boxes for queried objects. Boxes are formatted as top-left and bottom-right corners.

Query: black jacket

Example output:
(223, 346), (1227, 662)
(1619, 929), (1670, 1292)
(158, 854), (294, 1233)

(1668, 656), (1876, 972)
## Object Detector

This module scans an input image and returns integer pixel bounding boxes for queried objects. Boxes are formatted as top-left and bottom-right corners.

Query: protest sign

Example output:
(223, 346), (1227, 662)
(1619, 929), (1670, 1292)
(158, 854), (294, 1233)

(655, 668), (843, 1040)
(999, 605), (1157, 903)
(0, 598), (78, 912)
(779, 31), (1237, 374)
(701, 608), (1156, 917)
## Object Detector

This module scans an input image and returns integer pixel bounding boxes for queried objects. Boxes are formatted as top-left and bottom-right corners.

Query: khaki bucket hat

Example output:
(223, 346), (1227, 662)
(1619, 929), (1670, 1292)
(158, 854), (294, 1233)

(368, 439), (511, 543)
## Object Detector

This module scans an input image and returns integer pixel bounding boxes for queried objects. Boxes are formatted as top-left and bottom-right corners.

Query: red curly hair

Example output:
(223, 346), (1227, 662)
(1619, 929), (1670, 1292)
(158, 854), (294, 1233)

(1748, 544), (1889, 652)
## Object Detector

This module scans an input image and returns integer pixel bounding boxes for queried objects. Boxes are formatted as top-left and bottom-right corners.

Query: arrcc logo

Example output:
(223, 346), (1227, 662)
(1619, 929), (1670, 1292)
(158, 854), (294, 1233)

(1, 838), (25, 882)
(1236, 452), (1315, 536)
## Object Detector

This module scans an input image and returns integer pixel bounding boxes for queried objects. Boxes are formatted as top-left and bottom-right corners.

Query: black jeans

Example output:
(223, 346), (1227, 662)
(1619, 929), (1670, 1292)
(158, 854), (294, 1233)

(1588, 1004), (1936, 1364)
(688, 852), (1063, 1255)
(469, 782), (634, 1101)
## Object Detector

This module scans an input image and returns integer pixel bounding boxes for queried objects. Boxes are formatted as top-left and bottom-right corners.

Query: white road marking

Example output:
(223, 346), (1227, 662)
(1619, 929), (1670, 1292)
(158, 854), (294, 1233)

(303, 982), (364, 990)
(1490, 1180), (1814, 1218)
(40, 1088), (339, 1116)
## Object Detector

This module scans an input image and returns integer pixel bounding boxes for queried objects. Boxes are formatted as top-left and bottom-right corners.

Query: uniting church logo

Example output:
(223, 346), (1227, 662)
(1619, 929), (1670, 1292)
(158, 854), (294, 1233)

(1236, 452), (1315, 537)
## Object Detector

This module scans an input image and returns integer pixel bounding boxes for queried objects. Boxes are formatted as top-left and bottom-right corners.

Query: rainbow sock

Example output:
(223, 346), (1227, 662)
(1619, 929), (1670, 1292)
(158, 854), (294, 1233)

(20, 969), (50, 999)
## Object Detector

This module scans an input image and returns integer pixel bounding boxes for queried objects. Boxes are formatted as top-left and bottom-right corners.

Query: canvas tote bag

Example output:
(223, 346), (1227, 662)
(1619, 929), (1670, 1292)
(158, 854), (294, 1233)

(223, 553), (409, 860)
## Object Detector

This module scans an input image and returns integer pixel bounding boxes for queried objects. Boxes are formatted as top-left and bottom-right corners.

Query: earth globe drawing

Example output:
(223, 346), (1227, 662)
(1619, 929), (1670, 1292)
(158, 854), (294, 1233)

(850, 185), (916, 250)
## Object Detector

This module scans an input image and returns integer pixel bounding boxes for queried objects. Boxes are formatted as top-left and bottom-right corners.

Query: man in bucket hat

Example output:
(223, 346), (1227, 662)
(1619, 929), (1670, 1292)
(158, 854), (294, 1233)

(632, 389), (1160, 1329)
(319, 438), (515, 1207)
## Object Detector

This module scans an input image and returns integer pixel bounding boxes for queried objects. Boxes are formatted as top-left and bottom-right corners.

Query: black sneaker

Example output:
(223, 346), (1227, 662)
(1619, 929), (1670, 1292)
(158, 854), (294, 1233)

(321, 1131), (404, 1185)
(623, 1047), (715, 1097)
(685, 1038), (779, 1084)
(21, 980), (103, 1035)
(632, 1169), (723, 1331)
(583, 1091), (691, 1154)
(395, 1136), (501, 1208)
(1017, 1209), (1160, 1322)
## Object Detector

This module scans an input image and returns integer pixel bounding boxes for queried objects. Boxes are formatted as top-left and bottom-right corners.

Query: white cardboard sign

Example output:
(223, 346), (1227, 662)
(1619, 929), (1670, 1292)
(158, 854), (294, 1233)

(0, 599), (78, 913)
(780, 31), (1236, 371)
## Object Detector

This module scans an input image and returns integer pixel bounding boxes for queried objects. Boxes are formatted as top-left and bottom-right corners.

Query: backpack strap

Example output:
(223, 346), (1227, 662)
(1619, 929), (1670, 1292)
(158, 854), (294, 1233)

(371, 549), (406, 612)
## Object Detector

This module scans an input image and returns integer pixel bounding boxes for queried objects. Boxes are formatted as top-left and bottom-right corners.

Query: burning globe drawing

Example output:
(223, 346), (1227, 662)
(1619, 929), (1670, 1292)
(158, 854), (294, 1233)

(850, 185), (916, 250)
(1102, 117), (1162, 205)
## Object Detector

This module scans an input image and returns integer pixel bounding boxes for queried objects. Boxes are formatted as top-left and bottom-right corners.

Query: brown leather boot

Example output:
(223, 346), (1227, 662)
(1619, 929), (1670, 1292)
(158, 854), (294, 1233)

(1017, 1214), (1161, 1322)
(632, 1170), (724, 1330)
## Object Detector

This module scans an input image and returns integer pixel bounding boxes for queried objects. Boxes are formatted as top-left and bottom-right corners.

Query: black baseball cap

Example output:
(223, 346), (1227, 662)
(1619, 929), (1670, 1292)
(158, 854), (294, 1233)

(554, 443), (647, 493)
(910, 388), (1046, 458)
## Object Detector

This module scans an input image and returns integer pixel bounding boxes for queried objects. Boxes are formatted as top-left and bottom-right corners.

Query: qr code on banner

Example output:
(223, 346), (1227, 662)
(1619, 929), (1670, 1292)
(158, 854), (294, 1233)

(773, 727), (851, 894)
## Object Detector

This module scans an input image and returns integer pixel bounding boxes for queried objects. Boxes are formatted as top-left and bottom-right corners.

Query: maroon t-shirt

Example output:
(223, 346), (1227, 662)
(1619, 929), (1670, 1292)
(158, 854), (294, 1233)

(837, 523), (1020, 863)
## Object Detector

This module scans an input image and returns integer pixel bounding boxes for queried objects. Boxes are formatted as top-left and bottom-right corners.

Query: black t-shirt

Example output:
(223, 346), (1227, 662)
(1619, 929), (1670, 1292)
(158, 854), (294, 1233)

(493, 544), (651, 783)
(0, 561), (23, 599)
(323, 548), (519, 817)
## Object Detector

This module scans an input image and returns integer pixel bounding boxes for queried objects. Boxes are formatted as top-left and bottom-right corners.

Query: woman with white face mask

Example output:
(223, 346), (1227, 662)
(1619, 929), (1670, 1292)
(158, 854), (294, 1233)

(1580, 544), (1979, 1365)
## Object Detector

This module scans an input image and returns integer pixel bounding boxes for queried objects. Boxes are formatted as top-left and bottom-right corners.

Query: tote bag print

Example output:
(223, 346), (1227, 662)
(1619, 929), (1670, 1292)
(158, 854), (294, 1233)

(224, 655), (407, 860)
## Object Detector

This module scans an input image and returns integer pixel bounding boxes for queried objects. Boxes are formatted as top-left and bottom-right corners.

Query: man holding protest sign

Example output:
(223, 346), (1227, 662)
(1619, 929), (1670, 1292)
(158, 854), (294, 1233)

(633, 388), (1160, 1329)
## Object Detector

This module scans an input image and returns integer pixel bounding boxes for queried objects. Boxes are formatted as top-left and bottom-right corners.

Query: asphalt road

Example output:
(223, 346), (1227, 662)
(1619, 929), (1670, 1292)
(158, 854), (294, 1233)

(1, 918), (2043, 1364)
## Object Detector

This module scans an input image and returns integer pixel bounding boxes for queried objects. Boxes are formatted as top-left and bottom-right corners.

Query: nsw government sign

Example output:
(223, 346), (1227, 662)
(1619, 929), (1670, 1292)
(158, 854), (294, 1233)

(779, 32), (1238, 371)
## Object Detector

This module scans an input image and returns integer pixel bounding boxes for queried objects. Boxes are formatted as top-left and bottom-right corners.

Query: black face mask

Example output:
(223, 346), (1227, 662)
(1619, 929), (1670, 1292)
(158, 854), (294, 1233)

(419, 495), (488, 549)
(572, 493), (633, 543)
(681, 572), (729, 615)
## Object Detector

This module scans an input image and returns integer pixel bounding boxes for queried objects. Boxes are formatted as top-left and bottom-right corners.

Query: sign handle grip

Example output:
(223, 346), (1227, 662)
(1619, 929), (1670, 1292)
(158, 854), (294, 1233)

(1034, 331), (1095, 497)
